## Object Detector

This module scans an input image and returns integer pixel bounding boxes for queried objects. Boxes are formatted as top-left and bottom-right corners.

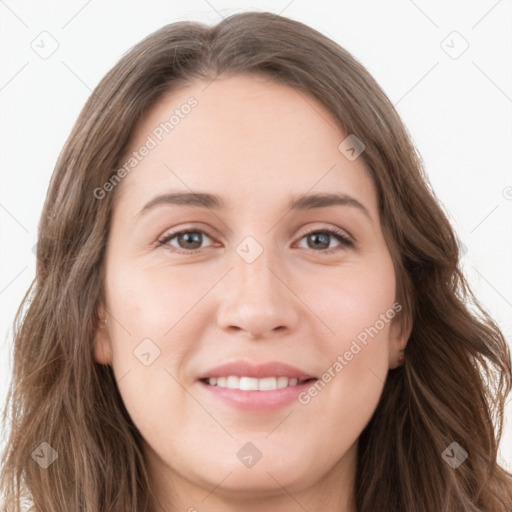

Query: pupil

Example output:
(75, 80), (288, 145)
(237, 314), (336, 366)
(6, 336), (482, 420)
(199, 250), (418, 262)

(310, 233), (329, 249)
(180, 232), (202, 249)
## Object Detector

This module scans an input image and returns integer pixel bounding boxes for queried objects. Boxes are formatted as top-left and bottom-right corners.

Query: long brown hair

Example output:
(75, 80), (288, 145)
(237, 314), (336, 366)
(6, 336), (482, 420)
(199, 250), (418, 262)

(1, 11), (511, 512)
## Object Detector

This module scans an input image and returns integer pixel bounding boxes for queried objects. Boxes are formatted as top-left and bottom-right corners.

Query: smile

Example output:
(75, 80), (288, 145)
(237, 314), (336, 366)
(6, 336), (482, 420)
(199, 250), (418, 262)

(202, 376), (315, 391)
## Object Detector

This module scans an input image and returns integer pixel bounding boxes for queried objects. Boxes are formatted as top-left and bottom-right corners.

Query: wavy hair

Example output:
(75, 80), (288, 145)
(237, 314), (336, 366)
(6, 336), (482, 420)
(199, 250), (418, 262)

(1, 11), (511, 512)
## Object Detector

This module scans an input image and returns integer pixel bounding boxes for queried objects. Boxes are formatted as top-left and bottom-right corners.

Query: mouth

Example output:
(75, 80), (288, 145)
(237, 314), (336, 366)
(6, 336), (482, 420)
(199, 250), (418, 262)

(196, 360), (318, 411)
(198, 376), (319, 412)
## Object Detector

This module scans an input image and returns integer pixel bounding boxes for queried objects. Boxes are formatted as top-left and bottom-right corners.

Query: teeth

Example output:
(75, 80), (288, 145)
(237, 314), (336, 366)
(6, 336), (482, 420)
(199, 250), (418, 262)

(207, 376), (304, 391)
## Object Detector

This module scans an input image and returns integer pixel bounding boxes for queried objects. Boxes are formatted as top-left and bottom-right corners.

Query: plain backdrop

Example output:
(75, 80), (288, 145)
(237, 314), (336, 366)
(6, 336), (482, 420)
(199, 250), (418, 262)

(1, 0), (511, 470)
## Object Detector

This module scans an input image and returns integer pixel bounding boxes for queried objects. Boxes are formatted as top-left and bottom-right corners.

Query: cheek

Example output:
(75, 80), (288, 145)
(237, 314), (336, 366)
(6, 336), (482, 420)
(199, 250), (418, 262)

(103, 259), (209, 407)
(310, 255), (397, 345)
(105, 257), (211, 339)
(303, 256), (396, 408)
(103, 261), (200, 450)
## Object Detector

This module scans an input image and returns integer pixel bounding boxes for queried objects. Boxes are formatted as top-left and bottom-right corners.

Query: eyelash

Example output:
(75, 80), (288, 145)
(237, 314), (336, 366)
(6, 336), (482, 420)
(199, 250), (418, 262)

(156, 226), (354, 255)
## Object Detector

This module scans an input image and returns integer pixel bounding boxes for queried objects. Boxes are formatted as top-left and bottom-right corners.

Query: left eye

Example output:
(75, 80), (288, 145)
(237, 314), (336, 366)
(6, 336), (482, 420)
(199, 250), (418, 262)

(157, 228), (353, 254)
(295, 229), (353, 253)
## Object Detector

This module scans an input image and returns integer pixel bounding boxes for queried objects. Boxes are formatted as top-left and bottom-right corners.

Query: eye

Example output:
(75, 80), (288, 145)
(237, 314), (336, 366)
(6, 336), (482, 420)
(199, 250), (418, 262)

(295, 228), (354, 254)
(156, 226), (354, 255)
(157, 229), (215, 254)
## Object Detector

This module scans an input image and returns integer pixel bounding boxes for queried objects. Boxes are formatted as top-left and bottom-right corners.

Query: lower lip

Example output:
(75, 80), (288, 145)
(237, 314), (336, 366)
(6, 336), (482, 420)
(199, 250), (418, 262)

(198, 379), (318, 412)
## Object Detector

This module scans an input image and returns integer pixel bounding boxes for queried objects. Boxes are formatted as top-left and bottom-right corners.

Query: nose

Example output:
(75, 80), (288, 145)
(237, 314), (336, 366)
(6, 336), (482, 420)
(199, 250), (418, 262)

(216, 247), (300, 340)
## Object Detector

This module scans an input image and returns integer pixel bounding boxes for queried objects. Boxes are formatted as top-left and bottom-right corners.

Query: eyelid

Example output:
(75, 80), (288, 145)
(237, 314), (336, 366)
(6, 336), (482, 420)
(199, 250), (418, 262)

(294, 223), (353, 243)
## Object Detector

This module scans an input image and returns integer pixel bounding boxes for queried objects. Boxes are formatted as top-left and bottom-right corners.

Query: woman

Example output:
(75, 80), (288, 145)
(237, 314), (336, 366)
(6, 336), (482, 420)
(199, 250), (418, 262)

(1, 11), (511, 512)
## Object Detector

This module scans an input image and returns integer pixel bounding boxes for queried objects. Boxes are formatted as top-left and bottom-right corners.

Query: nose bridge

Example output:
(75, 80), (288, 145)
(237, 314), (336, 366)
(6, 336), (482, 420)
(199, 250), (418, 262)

(216, 233), (299, 338)
(233, 234), (285, 306)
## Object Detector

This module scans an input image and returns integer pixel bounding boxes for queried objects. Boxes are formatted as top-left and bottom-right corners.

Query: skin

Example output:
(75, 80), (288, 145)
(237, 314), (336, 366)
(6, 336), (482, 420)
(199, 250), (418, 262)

(94, 73), (411, 512)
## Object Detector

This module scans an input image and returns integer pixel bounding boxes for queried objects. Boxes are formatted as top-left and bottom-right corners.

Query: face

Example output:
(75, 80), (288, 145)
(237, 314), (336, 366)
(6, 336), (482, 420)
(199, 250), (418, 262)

(94, 74), (410, 508)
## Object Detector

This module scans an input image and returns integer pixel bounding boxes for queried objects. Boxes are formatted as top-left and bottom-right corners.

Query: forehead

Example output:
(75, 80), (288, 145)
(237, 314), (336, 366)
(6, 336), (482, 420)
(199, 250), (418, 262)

(115, 73), (377, 218)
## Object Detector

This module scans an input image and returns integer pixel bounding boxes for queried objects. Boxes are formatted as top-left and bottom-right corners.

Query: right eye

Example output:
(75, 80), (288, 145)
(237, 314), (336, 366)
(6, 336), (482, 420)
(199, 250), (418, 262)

(157, 228), (217, 254)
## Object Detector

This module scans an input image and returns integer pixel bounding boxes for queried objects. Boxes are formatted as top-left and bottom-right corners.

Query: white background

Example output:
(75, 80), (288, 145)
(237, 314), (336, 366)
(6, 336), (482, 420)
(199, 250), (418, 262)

(1, 0), (511, 469)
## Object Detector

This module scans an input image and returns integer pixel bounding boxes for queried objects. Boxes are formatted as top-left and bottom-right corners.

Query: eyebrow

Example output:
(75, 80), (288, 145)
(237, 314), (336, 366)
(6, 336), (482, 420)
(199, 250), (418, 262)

(137, 191), (372, 221)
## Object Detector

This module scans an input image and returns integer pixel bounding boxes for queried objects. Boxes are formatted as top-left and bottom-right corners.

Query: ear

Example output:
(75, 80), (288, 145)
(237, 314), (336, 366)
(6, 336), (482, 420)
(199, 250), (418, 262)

(388, 304), (413, 368)
(94, 305), (113, 365)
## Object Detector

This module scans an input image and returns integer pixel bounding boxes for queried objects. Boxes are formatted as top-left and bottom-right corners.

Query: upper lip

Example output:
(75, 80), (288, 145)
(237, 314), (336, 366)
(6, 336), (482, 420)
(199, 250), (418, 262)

(197, 360), (316, 380)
